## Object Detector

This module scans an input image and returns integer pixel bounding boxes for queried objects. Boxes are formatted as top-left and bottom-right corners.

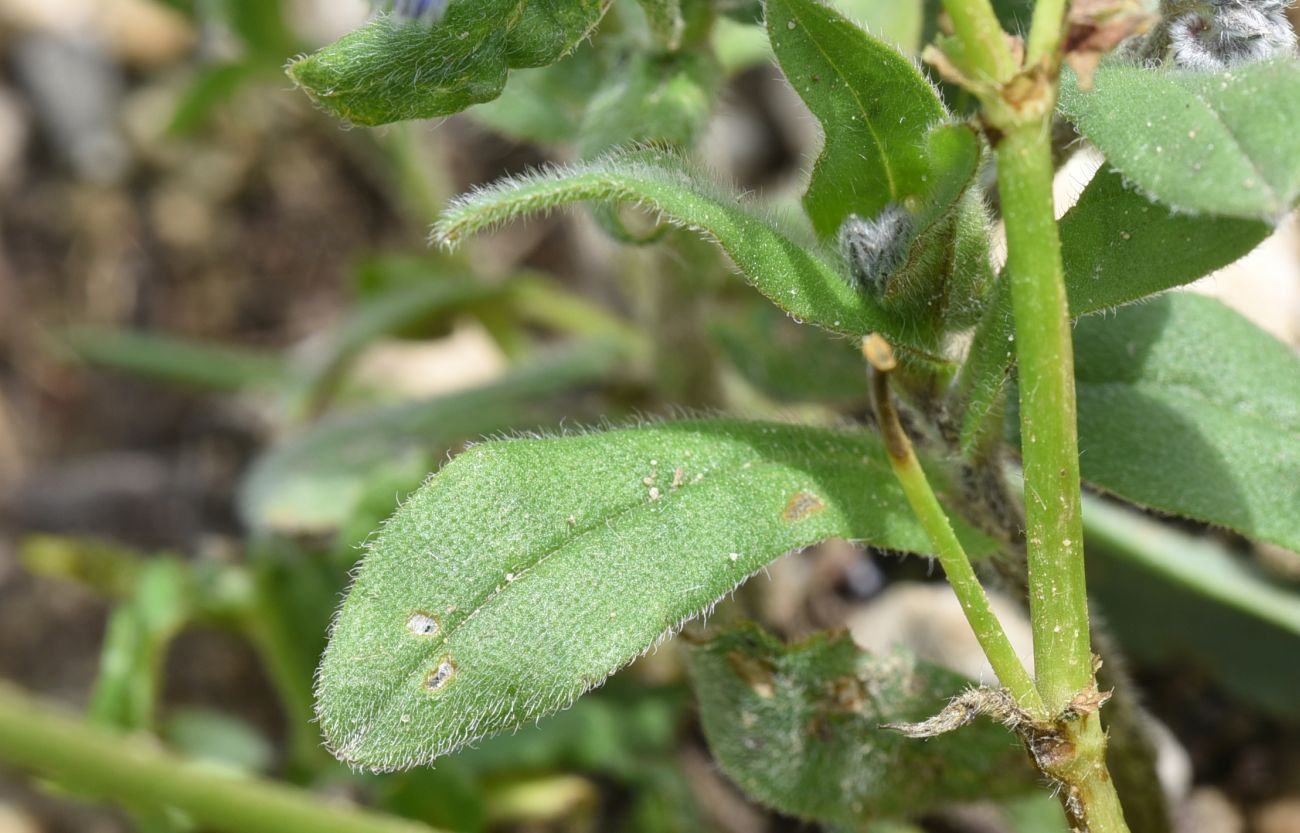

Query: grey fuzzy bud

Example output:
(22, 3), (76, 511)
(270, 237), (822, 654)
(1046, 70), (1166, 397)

(372, 0), (450, 26)
(1169, 0), (1297, 71)
(838, 204), (912, 295)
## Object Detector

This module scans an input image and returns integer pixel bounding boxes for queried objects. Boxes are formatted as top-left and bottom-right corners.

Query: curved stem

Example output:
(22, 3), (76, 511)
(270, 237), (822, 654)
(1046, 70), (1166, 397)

(866, 337), (1043, 715)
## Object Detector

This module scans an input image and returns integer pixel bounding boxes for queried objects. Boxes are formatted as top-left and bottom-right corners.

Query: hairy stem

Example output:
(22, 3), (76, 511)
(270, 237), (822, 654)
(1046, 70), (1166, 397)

(996, 123), (1092, 713)
(0, 682), (440, 833)
(865, 336), (1043, 714)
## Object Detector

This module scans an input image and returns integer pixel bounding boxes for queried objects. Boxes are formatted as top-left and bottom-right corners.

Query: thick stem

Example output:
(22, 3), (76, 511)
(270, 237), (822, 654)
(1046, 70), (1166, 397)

(996, 124), (1092, 714)
(0, 682), (440, 833)
(866, 337), (1043, 715)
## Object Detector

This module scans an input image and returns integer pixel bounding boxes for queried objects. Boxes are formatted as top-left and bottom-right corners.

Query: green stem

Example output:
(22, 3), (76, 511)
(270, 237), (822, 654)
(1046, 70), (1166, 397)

(0, 682), (442, 833)
(938, 0), (1016, 81)
(866, 339), (1043, 714)
(1025, 0), (1069, 66)
(996, 124), (1092, 714)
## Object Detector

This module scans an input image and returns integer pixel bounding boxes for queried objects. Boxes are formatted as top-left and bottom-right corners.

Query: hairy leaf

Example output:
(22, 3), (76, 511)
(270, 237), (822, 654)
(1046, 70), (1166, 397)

(1071, 293), (1300, 552)
(315, 418), (993, 768)
(240, 344), (620, 535)
(766, 0), (946, 240)
(688, 625), (1035, 824)
(433, 149), (925, 346)
(287, 0), (608, 126)
(1059, 60), (1300, 219)
(956, 169), (1273, 455)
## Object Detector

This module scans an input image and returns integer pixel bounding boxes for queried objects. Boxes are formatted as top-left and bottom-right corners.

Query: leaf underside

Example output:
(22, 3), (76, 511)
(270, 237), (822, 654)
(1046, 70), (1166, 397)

(315, 418), (992, 769)
(287, 0), (608, 126)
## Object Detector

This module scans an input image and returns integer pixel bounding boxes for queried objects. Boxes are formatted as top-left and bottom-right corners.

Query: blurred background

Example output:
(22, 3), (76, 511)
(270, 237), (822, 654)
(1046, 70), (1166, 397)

(0, 1), (1299, 832)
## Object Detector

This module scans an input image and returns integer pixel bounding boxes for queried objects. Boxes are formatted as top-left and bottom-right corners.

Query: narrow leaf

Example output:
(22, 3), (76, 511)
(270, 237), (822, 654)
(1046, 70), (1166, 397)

(287, 0), (608, 126)
(687, 624), (1036, 824)
(766, 0), (946, 240)
(1071, 292), (1300, 552)
(62, 327), (285, 392)
(240, 344), (620, 535)
(956, 168), (1273, 454)
(316, 418), (993, 769)
(1058, 60), (1300, 219)
(434, 149), (918, 345)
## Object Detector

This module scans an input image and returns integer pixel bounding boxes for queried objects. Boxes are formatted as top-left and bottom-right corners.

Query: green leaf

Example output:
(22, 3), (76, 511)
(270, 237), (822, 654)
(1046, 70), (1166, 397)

(578, 51), (719, 157)
(709, 303), (867, 405)
(1058, 60), (1300, 219)
(1083, 492), (1300, 717)
(469, 45), (605, 145)
(1070, 292), (1300, 552)
(315, 418), (994, 769)
(61, 327), (286, 392)
(287, 0), (608, 126)
(687, 624), (1036, 824)
(89, 560), (193, 731)
(766, 0), (946, 240)
(240, 344), (621, 535)
(292, 275), (508, 416)
(956, 168), (1273, 455)
(434, 148), (921, 345)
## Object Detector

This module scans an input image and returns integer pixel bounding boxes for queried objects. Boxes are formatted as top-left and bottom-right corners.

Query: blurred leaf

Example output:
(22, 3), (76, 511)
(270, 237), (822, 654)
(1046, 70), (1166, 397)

(434, 148), (927, 349)
(578, 51), (719, 157)
(293, 275), (508, 416)
(469, 45), (606, 145)
(687, 624), (1035, 824)
(62, 327), (285, 392)
(19, 535), (144, 597)
(168, 62), (262, 135)
(956, 168), (1273, 455)
(1068, 292), (1300, 552)
(1002, 792), (1070, 833)
(1058, 60), (1300, 219)
(287, 0), (608, 126)
(161, 709), (276, 774)
(709, 303), (866, 405)
(637, 0), (685, 48)
(240, 343), (623, 535)
(1084, 493), (1300, 716)
(89, 560), (194, 731)
(766, 0), (946, 241)
(219, 0), (296, 60)
(315, 417), (994, 768)
(378, 765), (488, 833)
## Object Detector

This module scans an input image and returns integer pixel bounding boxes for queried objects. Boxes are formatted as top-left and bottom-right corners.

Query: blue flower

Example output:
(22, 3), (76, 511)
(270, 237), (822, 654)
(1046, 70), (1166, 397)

(372, 0), (450, 26)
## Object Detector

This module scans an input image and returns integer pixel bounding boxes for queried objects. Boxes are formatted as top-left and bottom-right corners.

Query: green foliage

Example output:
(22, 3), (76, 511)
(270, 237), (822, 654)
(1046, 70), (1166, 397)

(315, 417), (992, 768)
(1084, 494), (1300, 717)
(1070, 292), (1300, 552)
(469, 45), (606, 144)
(287, 0), (609, 126)
(957, 168), (1274, 454)
(88, 560), (193, 731)
(687, 624), (1037, 824)
(709, 304), (867, 405)
(1059, 60), (1300, 219)
(578, 51), (719, 157)
(766, 0), (946, 240)
(434, 148), (921, 344)
(62, 327), (285, 392)
(240, 344), (621, 535)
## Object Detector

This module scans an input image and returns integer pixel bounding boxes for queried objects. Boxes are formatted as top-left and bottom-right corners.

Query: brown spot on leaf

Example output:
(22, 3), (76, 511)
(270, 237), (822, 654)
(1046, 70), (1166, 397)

(726, 651), (775, 698)
(783, 491), (825, 522)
